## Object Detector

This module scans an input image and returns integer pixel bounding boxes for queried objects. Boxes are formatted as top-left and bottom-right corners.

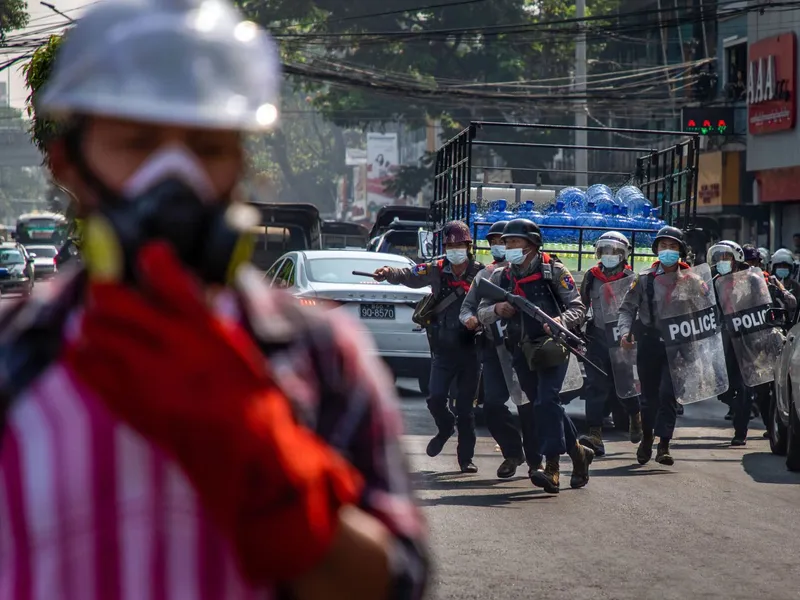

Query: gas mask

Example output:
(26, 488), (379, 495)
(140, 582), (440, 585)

(81, 146), (258, 285)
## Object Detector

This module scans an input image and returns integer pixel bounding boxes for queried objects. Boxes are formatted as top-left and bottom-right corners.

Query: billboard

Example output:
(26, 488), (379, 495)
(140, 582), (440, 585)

(366, 132), (399, 214)
(748, 33), (797, 135)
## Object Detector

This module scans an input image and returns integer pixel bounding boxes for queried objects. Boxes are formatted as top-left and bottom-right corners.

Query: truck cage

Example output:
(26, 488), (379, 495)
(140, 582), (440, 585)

(431, 121), (700, 272)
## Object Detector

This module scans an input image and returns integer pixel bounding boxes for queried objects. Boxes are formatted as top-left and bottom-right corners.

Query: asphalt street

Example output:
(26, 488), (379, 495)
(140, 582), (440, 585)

(396, 379), (800, 600)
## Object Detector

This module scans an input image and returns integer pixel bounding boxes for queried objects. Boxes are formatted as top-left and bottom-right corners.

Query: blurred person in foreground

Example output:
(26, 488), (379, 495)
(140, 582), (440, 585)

(0, 1), (428, 599)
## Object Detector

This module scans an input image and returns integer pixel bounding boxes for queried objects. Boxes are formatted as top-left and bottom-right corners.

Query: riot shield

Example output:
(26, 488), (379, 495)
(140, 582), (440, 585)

(598, 277), (641, 398)
(718, 268), (784, 387)
(496, 343), (531, 406)
(561, 354), (584, 393)
(653, 263), (729, 404)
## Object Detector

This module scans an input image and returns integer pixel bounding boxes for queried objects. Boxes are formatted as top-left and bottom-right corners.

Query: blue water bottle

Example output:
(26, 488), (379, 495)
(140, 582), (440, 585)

(557, 187), (587, 215)
(576, 202), (606, 245)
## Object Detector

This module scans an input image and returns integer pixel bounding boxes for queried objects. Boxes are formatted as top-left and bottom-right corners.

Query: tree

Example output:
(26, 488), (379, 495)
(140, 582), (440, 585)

(0, 0), (27, 41)
(239, 0), (621, 198)
(247, 88), (348, 214)
(22, 34), (65, 164)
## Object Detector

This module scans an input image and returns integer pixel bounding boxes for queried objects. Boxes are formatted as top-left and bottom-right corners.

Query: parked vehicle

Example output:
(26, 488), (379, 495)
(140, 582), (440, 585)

(769, 306), (800, 470)
(264, 249), (431, 389)
(366, 205), (431, 264)
(24, 245), (59, 279)
(246, 202), (322, 271)
(0, 243), (34, 296)
(321, 220), (370, 249)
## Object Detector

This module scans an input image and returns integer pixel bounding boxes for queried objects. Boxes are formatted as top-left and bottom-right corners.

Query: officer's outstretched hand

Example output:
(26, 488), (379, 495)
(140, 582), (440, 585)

(495, 301), (516, 318)
(63, 241), (363, 584)
(373, 266), (391, 281)
(621, 334), (635, 350)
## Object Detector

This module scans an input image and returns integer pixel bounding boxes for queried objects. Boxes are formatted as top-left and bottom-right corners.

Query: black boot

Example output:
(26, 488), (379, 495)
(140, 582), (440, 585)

(459, 461), (478, 474)
(497, 456), (524, 479)
(530, 456), (560, 494)
(578, 427), (606, 457)
(568, 443), (594, 489)
(426, 428), (454, 457)
(655, 439), (674, 466)
(637, 431), (654, 465)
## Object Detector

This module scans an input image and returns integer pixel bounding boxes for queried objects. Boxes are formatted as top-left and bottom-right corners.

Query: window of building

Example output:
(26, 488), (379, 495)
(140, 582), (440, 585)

(724, 41), (747, 101)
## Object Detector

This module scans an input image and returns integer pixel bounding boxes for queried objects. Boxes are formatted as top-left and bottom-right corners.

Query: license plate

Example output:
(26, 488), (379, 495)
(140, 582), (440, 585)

(360, 303), (395, 320)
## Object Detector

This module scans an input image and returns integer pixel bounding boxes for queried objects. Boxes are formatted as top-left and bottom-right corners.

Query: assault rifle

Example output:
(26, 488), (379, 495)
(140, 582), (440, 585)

(477, 278), (608, 377)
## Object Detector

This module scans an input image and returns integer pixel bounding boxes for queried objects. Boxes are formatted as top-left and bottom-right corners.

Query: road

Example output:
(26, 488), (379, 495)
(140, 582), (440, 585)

(396, 380), (800, 600)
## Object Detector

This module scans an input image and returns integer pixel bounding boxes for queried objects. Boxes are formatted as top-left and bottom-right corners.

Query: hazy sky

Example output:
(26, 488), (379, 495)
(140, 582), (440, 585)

(6, 0), (95, 109)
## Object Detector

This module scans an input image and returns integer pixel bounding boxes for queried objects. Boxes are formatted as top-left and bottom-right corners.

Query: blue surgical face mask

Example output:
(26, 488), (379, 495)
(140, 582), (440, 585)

(446, 248), (468, 265)
(658, 249), (680, 267)
(777, 267), (791, 279)
(490, 244), (506, 260)
(505, 248), (528, 265)
(716, 260), (732, 275)
(600, 255), (621, 269)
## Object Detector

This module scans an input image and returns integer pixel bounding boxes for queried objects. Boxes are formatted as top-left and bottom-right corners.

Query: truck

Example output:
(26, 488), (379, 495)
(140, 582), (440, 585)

(428, 121), (709, 275)
(427, 121), (707, 424)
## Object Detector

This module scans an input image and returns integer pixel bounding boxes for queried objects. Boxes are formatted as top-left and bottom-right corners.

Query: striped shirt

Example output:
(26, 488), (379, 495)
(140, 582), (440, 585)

(0, 268), (428, 600)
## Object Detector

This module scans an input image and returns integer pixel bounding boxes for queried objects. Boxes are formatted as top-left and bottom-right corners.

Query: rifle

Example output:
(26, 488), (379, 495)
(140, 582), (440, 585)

(352, 270), (378, 278)
(476, 278), (608, 377)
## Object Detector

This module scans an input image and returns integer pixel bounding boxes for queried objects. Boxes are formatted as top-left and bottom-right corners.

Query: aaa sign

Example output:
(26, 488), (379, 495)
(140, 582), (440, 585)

(748, 33), (797, 134)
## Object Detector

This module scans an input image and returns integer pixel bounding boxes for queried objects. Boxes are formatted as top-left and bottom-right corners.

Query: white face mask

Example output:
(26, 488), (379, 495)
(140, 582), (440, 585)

(123, 144), (216, 202)
(490, 245), (506, 260)
(716, 260), (732, 275)
(446, 248), (468, 265)
(505, 248), (528, 265)
(600, 255), (621, 269)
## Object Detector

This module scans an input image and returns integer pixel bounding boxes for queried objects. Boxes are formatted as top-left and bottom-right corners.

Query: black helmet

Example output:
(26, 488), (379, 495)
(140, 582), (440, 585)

(742, 244), (761, 263)
(501, 219), (542, 245)
(652, 226), (687, 257)
(488, 220), (509, 238)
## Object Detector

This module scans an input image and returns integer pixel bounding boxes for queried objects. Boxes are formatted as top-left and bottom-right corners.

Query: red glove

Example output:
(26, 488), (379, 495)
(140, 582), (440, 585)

(62, 242), (363, 584)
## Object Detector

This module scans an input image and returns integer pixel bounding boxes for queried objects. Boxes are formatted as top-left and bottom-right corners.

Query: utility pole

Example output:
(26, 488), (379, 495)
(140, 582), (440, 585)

(575, 0), (588, 188)
(40, 2), (75, 22)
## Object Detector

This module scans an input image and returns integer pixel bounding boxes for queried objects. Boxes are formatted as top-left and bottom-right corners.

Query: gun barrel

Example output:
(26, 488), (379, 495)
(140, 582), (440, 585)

(352, 270), (377, 278)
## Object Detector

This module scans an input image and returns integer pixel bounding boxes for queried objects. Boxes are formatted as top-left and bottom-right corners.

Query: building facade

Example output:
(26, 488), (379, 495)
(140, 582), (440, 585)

(746, 4), (800, 251)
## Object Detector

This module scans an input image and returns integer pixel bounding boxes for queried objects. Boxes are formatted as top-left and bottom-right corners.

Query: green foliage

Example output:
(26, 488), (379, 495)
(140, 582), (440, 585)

(0, 0), (28, 41)
(240, 0), (621, 199)
(22, 34), (65, 163)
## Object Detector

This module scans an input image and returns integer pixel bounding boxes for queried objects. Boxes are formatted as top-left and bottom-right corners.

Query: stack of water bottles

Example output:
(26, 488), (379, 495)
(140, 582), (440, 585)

(470, 184), (666, 271)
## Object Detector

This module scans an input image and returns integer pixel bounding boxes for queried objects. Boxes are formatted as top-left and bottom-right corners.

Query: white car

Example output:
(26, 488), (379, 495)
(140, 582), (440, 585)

(24, 245), (59, 279)
(264, 250), (432, 390)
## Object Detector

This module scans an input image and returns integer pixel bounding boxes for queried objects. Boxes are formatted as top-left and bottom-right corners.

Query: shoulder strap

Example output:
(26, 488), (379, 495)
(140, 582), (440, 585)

(540, 253), (554, 281)
(646, 272), (656, 321)
(581, 269), (596, 306)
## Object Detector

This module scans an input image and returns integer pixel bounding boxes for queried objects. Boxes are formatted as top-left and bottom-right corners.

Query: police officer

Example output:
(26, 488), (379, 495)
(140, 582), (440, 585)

(460, 221), (540, 479)
(578, 231), (642, 457)
(742, 244), (796, 435)
(618, 226), (693, 466)
(477, 219), (592, 494)
(375, 220), (483, 473)
(770, 248), (800, 321)
(707, 241), (752, 444)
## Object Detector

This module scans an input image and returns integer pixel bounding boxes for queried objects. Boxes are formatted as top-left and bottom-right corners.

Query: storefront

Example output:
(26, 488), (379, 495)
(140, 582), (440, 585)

(746, 13), (800, 250)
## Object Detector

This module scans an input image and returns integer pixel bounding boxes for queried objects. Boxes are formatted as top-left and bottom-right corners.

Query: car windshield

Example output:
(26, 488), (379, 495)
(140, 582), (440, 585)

(306, 257), (411, 284)
(28, 247), (56, 257)
(0, 250), (24, 265)
(377, 230), (420, 260)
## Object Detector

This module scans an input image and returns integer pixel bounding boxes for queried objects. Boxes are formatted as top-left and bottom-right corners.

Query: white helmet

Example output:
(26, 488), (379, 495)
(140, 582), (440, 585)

(37, 0), (281, 132)
(771, 248), (795, 267)
(758, 247), (770, 265)
(595, 231), (631, 261)
(706, 240), (744, 266)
